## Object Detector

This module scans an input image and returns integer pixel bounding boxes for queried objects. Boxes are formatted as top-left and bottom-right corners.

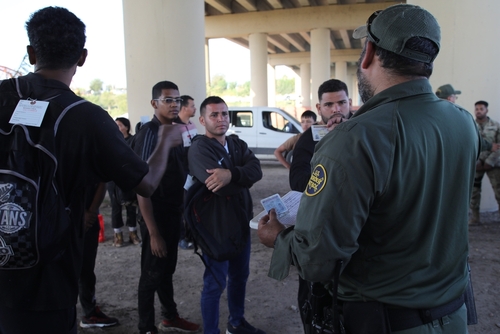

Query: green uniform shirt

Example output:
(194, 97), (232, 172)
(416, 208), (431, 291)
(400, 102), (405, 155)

(477, 117), (500, 166)
(269, 79), (480, 309)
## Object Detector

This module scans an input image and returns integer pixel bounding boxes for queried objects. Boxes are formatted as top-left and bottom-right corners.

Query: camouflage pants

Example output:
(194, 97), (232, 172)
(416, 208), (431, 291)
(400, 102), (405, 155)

(470, 167), (500, 211)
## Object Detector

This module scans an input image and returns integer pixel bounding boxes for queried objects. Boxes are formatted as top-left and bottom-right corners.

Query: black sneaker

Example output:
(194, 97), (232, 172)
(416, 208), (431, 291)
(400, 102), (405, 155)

(226, 319), (265, 334)
(80, 306), (119, 328)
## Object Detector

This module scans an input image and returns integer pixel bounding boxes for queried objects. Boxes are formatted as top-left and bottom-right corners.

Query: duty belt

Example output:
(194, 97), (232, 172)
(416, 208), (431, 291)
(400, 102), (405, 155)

(387, 295), (465, 331)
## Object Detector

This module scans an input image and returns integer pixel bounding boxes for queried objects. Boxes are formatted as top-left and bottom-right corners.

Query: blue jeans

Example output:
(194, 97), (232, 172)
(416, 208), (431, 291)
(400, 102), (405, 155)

(200, 235), (251, 334)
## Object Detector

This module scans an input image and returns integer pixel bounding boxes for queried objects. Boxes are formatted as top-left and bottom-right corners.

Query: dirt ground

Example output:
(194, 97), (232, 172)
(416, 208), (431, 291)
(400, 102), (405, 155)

(77, 161), (500, 334)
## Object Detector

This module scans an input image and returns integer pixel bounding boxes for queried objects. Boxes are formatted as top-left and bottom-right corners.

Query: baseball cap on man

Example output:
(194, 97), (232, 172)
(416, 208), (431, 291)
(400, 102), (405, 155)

(352, 4), (440, 64)
(435, 84), (461, 98)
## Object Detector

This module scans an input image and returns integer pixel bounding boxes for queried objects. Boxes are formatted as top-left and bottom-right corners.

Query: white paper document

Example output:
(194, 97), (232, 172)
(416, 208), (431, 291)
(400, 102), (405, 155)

(9, 100), (49, 127)
(250, 190), (303, 229)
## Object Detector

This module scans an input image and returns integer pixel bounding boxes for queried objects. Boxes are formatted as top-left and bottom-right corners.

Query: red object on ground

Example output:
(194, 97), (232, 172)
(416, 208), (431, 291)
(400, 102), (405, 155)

(98, 214), (106, 243)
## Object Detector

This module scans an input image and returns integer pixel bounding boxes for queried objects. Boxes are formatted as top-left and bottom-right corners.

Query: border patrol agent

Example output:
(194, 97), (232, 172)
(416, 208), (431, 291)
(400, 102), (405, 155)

(258, 4), (479, 334)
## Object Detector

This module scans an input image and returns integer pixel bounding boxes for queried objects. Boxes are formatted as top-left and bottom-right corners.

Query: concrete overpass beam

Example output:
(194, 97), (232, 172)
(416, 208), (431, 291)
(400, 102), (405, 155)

(335, 61), (347, 83)
(249, 33), (268, 106)
(300, 63), (311, 108)
(311, 28), (331, 105)
(122, 0), (206, 131)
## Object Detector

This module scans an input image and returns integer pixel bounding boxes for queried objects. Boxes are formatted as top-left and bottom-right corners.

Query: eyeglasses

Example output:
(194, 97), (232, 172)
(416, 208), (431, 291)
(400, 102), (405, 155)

(154, 97), (183, 105)
(366, 10), (382, 44)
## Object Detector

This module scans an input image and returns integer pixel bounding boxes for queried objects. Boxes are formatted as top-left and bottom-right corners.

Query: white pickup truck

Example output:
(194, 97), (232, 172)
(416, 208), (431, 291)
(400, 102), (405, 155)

(226, 107), (303, 155)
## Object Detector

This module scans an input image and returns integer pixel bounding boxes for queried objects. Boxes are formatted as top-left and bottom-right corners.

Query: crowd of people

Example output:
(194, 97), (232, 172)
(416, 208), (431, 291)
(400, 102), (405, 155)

(0, 3), (490, 334)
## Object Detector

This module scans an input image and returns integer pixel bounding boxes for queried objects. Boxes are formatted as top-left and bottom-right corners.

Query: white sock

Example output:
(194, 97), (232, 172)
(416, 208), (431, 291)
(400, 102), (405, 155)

(114, 228), (122, 234)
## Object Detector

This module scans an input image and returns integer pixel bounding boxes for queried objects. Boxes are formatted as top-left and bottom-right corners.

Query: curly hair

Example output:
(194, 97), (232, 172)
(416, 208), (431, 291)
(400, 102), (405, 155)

(25, 7), (86, 70)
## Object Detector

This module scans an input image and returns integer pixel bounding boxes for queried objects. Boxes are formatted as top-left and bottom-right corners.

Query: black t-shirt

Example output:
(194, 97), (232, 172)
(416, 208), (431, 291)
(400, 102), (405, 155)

(289, 127), (317, 192)
(0, 73), (148, 311)
(133, 116), (187, 216)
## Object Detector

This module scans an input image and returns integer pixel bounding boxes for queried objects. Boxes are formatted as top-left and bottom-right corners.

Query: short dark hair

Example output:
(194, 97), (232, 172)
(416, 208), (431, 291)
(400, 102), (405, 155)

(25, 7), (86, 70)
(318, 79), (349, 102)
(475, 100), (489, 108)
(115, 117), (131, 133)
(301, 110), (317, 122)
(135, 121), (142, 133)
(200, 96), (227, 116)
(371, 36), (439, 78)
(180, 95), (194, 108)
(151, 81), (179, 99)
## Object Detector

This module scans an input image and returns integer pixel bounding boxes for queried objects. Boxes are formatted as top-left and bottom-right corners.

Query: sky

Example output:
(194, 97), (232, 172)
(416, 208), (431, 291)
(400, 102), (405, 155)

(1, 0), (292, 89)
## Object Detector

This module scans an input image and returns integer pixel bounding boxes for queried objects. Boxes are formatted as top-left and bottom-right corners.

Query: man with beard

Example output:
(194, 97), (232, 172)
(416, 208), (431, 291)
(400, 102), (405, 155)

(288, 79), (351, 334)
(289, 79), (352, 192)
(258, 4), (479, 333)
(470, 100), (500, 224)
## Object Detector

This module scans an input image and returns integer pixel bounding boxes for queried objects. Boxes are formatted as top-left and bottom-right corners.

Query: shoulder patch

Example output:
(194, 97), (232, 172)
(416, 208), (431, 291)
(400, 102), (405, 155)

(306, 164), (327, 196)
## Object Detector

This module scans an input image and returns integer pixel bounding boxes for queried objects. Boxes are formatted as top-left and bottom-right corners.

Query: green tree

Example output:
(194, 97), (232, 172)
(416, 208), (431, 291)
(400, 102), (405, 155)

(80, 90), (128, 117)
(236, 81), (250, 97)
(89, 78), (103, 95)
(276, 76), (295, 95)
(209, 74), (228, 95)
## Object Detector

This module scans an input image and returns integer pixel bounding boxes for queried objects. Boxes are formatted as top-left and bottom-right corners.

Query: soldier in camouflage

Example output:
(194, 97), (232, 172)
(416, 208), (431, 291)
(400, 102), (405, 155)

(470, 100), (500, 224)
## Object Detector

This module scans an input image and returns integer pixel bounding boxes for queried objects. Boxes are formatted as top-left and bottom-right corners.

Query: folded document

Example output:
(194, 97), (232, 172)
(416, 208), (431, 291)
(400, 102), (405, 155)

(250, 190), (303, 229)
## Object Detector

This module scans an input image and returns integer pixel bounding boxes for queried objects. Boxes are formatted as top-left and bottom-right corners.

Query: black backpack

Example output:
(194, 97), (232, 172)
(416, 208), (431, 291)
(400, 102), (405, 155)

(184, 178), (249, 262)
(0, 77), (86, 269)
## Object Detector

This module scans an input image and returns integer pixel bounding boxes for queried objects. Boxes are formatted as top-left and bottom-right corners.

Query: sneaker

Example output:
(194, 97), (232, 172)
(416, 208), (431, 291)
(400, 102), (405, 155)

(159, 315), (200, 333)
(129, 230), (141, 245)
(80, 306), (119, 328)
(179, 239), (194, 250)
(226, 319), (266, 334)
(113, 232), (124, 247)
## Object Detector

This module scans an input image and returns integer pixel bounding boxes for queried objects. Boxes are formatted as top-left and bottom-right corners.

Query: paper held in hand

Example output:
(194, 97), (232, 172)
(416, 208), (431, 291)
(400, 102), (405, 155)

(250, 190), (303, 229)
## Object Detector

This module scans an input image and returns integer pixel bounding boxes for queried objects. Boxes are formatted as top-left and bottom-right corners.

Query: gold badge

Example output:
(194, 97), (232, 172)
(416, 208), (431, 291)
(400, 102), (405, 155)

(306, 164), (327, 196)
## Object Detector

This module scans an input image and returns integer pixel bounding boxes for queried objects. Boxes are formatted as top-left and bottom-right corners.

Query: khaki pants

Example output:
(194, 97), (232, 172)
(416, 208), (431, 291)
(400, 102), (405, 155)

(470, 167), (500, 211)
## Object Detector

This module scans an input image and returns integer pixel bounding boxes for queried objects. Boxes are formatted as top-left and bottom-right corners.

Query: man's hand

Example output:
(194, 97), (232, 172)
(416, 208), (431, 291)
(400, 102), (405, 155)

(158, 124), (183, 148)
(326, 114), (347, 131)
(84, 210), (98, 232)
(257, 209), (286, 248)
(205, 168), (232, 192)
(492, 143), (500, 152)
(149, 233), (167, 258)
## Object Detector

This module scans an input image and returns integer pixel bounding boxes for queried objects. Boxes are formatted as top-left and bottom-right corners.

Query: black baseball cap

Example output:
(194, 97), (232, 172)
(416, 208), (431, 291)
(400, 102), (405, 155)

(353, 4), (440, 64)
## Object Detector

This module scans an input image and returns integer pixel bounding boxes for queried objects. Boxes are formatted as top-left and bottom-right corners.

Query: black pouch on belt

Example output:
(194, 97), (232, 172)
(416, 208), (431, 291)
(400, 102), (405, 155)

(342, 301), (391, 334)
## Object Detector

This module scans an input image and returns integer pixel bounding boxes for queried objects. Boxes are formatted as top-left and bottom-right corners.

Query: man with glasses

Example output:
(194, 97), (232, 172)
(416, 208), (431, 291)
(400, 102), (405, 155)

(134, 81), (200, 334)
(259, 4), (478, 333)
